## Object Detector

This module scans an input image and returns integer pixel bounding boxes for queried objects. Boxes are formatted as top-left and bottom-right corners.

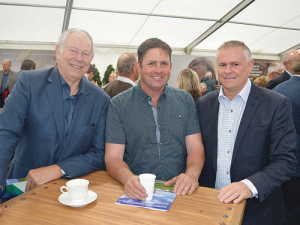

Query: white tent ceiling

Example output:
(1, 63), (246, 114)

(1, 0), (300, 60)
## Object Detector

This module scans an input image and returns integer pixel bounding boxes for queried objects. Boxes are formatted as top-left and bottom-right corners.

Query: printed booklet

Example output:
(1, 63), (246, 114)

(115, 181), (176, 211)
(1, 178), (27, 201)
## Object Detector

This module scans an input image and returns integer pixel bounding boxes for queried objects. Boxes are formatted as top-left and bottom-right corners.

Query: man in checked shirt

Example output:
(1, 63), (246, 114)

(197, 40), (296, 225)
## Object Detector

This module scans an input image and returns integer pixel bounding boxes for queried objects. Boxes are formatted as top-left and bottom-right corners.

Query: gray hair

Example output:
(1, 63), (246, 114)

(267, 62), (284, 74)
(58, 28), (94, 55)
(199, 82), (207, 89)
(217, 40), (252, 62)
(3, 59), (12, 65)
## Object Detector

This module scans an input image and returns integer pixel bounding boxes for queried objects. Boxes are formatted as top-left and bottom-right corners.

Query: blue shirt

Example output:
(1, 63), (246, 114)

(59, 74), (83, 147)
(216, 79), (258, 197)
(1, 70), (10, 93)
(105, 82), (201, 180)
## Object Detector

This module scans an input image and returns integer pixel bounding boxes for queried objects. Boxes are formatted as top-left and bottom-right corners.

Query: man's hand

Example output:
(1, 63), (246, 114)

(164, 173), (198, 195)
(123, 175), (147, 201)
(25, 165), (63, 192)
(218, 182), (252, 204)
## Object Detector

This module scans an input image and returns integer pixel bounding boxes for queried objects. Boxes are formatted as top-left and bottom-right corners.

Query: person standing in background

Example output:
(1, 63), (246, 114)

(274, 54), (300, 225)
(0, 59), (18, 107)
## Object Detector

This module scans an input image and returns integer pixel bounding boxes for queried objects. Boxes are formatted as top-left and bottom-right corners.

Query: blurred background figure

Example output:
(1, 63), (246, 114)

(17, 59), (36, 76)
(109, 71), (117, 82)
(199, 83), (208, 96)
(104, 53), (138, 98)
(177, 68), (201, 106)
(0, 59), (18, 107)
(266, 50), (299, 89)
(102, 71), (117, 89)
(253, 76), (270, 88)
(266, 62), (284, 80)
(84, 64), (98, 86)
(274, 54), (300, 225)
(188, 57), (217, 93)
(20, 59), (36, 71)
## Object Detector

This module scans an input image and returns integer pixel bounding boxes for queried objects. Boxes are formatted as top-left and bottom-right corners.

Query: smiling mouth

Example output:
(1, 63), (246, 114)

(70, 64), (83, 69)
(152, 76), (163, 80)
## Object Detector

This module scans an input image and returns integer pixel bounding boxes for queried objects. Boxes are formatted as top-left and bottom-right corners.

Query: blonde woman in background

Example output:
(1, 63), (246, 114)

(253, 76), (270, 88)
(177, 68), (202, 106)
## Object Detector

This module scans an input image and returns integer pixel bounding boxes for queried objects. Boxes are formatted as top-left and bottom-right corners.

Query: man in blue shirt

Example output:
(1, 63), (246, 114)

(105, 38), (205, 201)
(0, 28), (109, 197)
(0, 59), (18, 107)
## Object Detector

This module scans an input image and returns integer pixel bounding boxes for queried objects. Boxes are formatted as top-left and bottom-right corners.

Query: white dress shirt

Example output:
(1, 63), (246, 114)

(215, 79), (258, 197)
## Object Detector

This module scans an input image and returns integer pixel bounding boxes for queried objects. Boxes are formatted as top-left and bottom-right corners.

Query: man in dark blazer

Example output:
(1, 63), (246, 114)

(0, 28), (110, 197)
(0, 59), (18, 107)
(197, 40), (296, 225)
(274, 54), (300, 225)
(266, 49), (299, 90)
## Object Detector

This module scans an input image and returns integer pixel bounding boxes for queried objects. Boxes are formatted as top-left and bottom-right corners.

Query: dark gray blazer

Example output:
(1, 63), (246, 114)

(0, 69), (18, 93)
(266, 70), (291, 90)
(197, 84), (296, 225)
(0, 67), (110, 197)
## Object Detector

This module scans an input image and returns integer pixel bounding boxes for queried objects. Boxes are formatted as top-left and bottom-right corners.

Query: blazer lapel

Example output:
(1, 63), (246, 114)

(46, 67), (65, 149)
(232, 84), (260, 163)
(62, 80), (91, 153)
(211, 91), (220, 172)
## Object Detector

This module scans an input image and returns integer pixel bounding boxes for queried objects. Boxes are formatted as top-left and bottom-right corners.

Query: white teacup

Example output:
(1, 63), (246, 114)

(139, 173), (156, 201)
(60, 179), (89, 202)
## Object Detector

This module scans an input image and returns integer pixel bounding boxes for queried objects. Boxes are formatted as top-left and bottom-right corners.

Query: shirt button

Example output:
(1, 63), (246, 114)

(231, 109), (233, 113)
(159, 125), (161, 128)
(179, 115), (181, 118)
(229, 130), (231, 133)
(160, 142), (162, 145)
(227, 150), (230, 154)
(161, 160), (163, 163)
(226, 171), (229, 175)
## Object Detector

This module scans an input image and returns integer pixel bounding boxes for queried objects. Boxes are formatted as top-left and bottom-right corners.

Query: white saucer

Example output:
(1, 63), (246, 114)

(58, 190), (97, 207)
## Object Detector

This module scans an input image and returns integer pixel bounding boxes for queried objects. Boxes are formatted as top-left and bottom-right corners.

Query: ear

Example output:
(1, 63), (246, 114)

(135, 61), (141, 75)
(248, 59), (254, 73)
(55, 45), (61, 60)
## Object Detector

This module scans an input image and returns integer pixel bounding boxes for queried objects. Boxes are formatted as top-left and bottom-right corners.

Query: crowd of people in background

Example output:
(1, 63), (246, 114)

(1, 28), (300, 225)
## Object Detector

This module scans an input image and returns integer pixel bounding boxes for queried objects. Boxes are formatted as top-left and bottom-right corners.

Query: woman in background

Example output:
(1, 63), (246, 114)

(177, 68), (202, 106)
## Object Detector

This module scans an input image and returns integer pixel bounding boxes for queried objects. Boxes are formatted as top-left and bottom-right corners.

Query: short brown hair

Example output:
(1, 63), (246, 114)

(137, 38), (172, 66)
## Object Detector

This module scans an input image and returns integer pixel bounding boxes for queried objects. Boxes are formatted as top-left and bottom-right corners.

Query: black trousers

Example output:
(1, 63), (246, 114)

(0, 93), (4, 108)
(282, 176), (300, 225)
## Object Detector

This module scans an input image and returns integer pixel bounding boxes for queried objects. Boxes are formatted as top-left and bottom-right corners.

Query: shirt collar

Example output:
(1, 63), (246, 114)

(136, 81), (168, 100)
(286, 69), (293, 77)
(219, 78), (251, 103)
(117, 76), (136, 86)
(3, 70), (10, 75)
(58, 72), (83, 97)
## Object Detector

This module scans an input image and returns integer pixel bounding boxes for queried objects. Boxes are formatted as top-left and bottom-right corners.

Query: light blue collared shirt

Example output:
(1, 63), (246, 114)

(215, 79), (258, 197)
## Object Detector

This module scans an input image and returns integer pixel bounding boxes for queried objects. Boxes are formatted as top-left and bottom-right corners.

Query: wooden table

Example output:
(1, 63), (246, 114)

(0, 171), (245, 224)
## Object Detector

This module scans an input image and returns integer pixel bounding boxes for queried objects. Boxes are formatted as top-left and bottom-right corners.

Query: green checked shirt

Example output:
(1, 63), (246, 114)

(105, 82), (201, 181)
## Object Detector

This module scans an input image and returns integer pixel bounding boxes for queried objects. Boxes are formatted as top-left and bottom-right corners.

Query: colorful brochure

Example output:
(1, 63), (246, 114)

(115, 181), (176, 211)
(1, 178), (27, 200)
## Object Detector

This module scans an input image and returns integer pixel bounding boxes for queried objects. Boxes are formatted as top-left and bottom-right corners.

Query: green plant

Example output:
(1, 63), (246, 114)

(102, 64), (115, 86)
